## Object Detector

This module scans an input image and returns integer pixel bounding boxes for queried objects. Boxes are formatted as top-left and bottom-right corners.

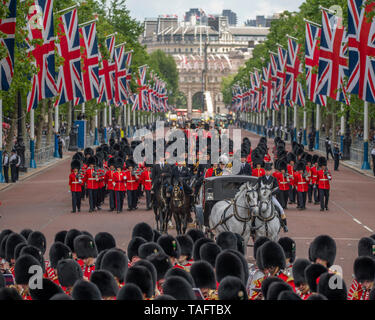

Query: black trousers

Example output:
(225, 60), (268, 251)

(288, 187), (296, 203)
(127, 190), (138, 209)
(10, 165), (17, 182)
(297, 191), (307, 208)
(326, 149), (334, 160)
(115, 191), (125, 211)
(373, 155), (375, 176)
(109, 190), (116, 210)
(88, 189), (97, 211)
(307, 184), (313, 202)
(3, 166), (9, 183)
(72, 192), (81, 212)
(81, 186), (86, 200)
(334, 156), (340, 170)
(313, 185), (320, 203)
(319, 189), (330, 209)
(97, 187), (105, 206)
(145, 190), (151, 208)
(279, 190), (289, 209)
(58, 146), (63, 159)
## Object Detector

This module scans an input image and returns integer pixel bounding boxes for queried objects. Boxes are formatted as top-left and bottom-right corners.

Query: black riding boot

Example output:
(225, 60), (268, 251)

(282, 218), (288, 233)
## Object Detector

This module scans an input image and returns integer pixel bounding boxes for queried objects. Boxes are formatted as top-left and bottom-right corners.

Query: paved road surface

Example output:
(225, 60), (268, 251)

(1, 128), (374, 285)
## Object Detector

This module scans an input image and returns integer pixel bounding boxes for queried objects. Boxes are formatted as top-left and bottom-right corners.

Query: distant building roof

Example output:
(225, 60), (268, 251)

(228, 27), (269, 36)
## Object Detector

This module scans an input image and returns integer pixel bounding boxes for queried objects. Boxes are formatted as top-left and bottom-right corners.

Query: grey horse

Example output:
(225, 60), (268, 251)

(209, 182), (259, 255)
(253, 181), (281, 242)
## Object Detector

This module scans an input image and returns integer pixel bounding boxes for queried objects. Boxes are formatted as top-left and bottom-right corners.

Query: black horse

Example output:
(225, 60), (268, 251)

(152, 175), (172, 234)
(170, 179), (191, 235)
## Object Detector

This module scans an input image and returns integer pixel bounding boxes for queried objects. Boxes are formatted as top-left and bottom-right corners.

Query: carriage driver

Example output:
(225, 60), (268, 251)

(257, 163), (288, 233)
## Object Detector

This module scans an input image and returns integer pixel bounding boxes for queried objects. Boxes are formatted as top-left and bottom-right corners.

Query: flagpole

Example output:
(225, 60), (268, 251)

(127, 104), (131, 138)
(108, 104), (112, 126)
(54, 105), (60, 158)
(303, 109), (307, 145)
(340, 104), (345, 153)
(284, 105), (287, 139)
(103, 105), (107, 143)
(315, 104), (320, 150)
(0, 99), (4, 182)
(57, 3), (80, 15)
(123, 104), (126, 134)
(293, 104), (297, 142)
(361, 101), (370, 170)
(94, 109), (99, 146)
(78, 18), (99, 28)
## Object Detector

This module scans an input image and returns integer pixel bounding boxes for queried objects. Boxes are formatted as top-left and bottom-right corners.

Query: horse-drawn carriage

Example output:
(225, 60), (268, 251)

(194, 175), (258, 230)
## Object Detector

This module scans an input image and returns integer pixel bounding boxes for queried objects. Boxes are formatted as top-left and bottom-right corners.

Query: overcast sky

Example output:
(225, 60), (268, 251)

(126, 0), (305, 25)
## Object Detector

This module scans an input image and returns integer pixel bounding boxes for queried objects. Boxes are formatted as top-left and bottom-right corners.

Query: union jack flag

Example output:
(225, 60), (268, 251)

(285, 38), (305, 107)
(0, 0), (17, 91)
(253, 69), (263, 112)
(132, 66), (149, 111)
(317, 10), (350, 105)
(79, 22), (99, 103)
(98, 36), (116, 104)
(55, 9), (84, 107)
(115, 46), (132, 106)
(26, 0), (57, 112)
(269, 53), (279, 110)
(262, 64), (272, 111)
(249, 73), (256, 112)
(305, 21), (327, 107)
(347, 0), (375, 103)
(276, 46), (287, 106)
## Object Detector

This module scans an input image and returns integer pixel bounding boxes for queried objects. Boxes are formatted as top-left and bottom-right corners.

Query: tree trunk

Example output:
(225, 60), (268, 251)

(5, 109), (17, 153)
(36, 100), (47, 150)
(46, 100), (53, 146)
(22, 103), (27, 144)
(67, 101), (72, 133)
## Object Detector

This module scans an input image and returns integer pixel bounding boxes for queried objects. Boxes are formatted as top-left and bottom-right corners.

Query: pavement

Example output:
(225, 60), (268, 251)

(1, 128), (375, 285)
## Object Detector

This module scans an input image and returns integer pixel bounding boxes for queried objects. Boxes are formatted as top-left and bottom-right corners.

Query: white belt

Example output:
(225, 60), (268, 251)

(145, 180), (152, 182)
(128, 180), (136, 183)
(320, 179), (328, 181)
(72, 182), (80, 184)
(88, 178), (96, 181)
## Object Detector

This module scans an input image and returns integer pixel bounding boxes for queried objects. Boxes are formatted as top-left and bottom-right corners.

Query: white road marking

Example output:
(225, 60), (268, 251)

(353, 218), (362, 225)
(364, 226), (373, 233)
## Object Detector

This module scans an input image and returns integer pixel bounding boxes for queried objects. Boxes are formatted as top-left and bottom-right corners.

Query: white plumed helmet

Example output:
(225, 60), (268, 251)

(219, 154), (229, 165)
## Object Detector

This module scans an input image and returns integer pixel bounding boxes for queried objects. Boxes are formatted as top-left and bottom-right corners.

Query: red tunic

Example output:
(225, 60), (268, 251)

(264, 153), (271, 163)
(77, 259), (95, 280)
(140, 170), (152, 191)
(310, 166), (319, 185)
(306, 166), (313, 185)
(277, 271), (296, 292)
(84, 168), (99, 190)
(97, 168), (105, 188)
(252, 168), (265, 178)
(113, 171), (126, 192)
(124, 170), (139, 191)
(69, 173), (83, 192)
(273, 172), (290, 191)
(205, 168), (214, 178)
(347, 279), (370, 300)
(105, 170), (116, 191)
(287, 164), (295, 187)
(246, 149), (253, 164)
(316, 169), (331, 190)
(293, 172), (308, 192)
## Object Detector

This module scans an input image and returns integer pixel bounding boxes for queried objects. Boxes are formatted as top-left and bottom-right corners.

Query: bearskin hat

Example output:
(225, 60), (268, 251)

(292, 259), (311, 287)
(176, 235), (194, 260)
(133, 260), (157, 293)
(358, 237), (375, 257)
(54, 230), (67, 244)
(218, 276), (247, 300)
(115, 158), (123, 169)
(286, 152), (296, 164)
(215, 251), (244, 284)
(277, 291), (302, 300)
(5, 233), (26, 262)
(193, 238), (214, 261)
(304, 263), (327, 293)
(125, 266), (153, 298)
(157, 235), (181, 259)
(264, 162), (273, 171)
(27, 231), (46, 255)
(304, 153), (313, 164)
(312, 154), (319, 164)
(126, 159), (136, 168)
(94, 249), (108, 270)
(278, 237), (296, 263)
(278, 160), (288, 172)
(73, 235), (98, 259)
(318, 156), (327, 167)
(29, 278), (64, 300)
(147, 252), (172, 281)
(107, 157), (116, 168)
(50, 293), (73, 300)
(0, 287), (22, 300)
(72, 280), (102, 300)
(116, 283), (143, 301)
(87, 156), (96, 166)
(190, 260), (216, 290)
(94, 232), (116, 253)
(186, 229), (205, 243)
(20, 229), (33, 240)
(354, 256), (375, 283)
(200, 242), (222, 268)
(101, 249), (128, 283)
(20, 245), (45, 273)
(259, 241), (286, 270)
(90, 270), (119, 298)
(132, 223), (154, 242)
(14, 243), (27, 261)
(127, 237), (147, 261)
(162, 276), (196, 300)
(14, 254), (41, 285)
(57, 259), (83, 288)
(267, 281), (293, 300)
(71, 160), (81, 171)
(138, 242), (164, 259)
(64, 229), (82, 252)
(165, 268), (195, 287)
(261, 277), (284, 299)
(309, 235), (336, 267)
(0, 235), (9, 260)
(72, 152), (84, 161)
(227, 249), (249, 285)
(234, 233), (245, 255)
(306, 293), (328, 300)
(84, 147), (94, 157)
(49, 242), (72, 269)
(274, 136), (281, 145)
(317, 272), (347, 300)
(253, 236), (270, 261)
(81, 231), (94, 240)
(216, 232), (237, 251)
